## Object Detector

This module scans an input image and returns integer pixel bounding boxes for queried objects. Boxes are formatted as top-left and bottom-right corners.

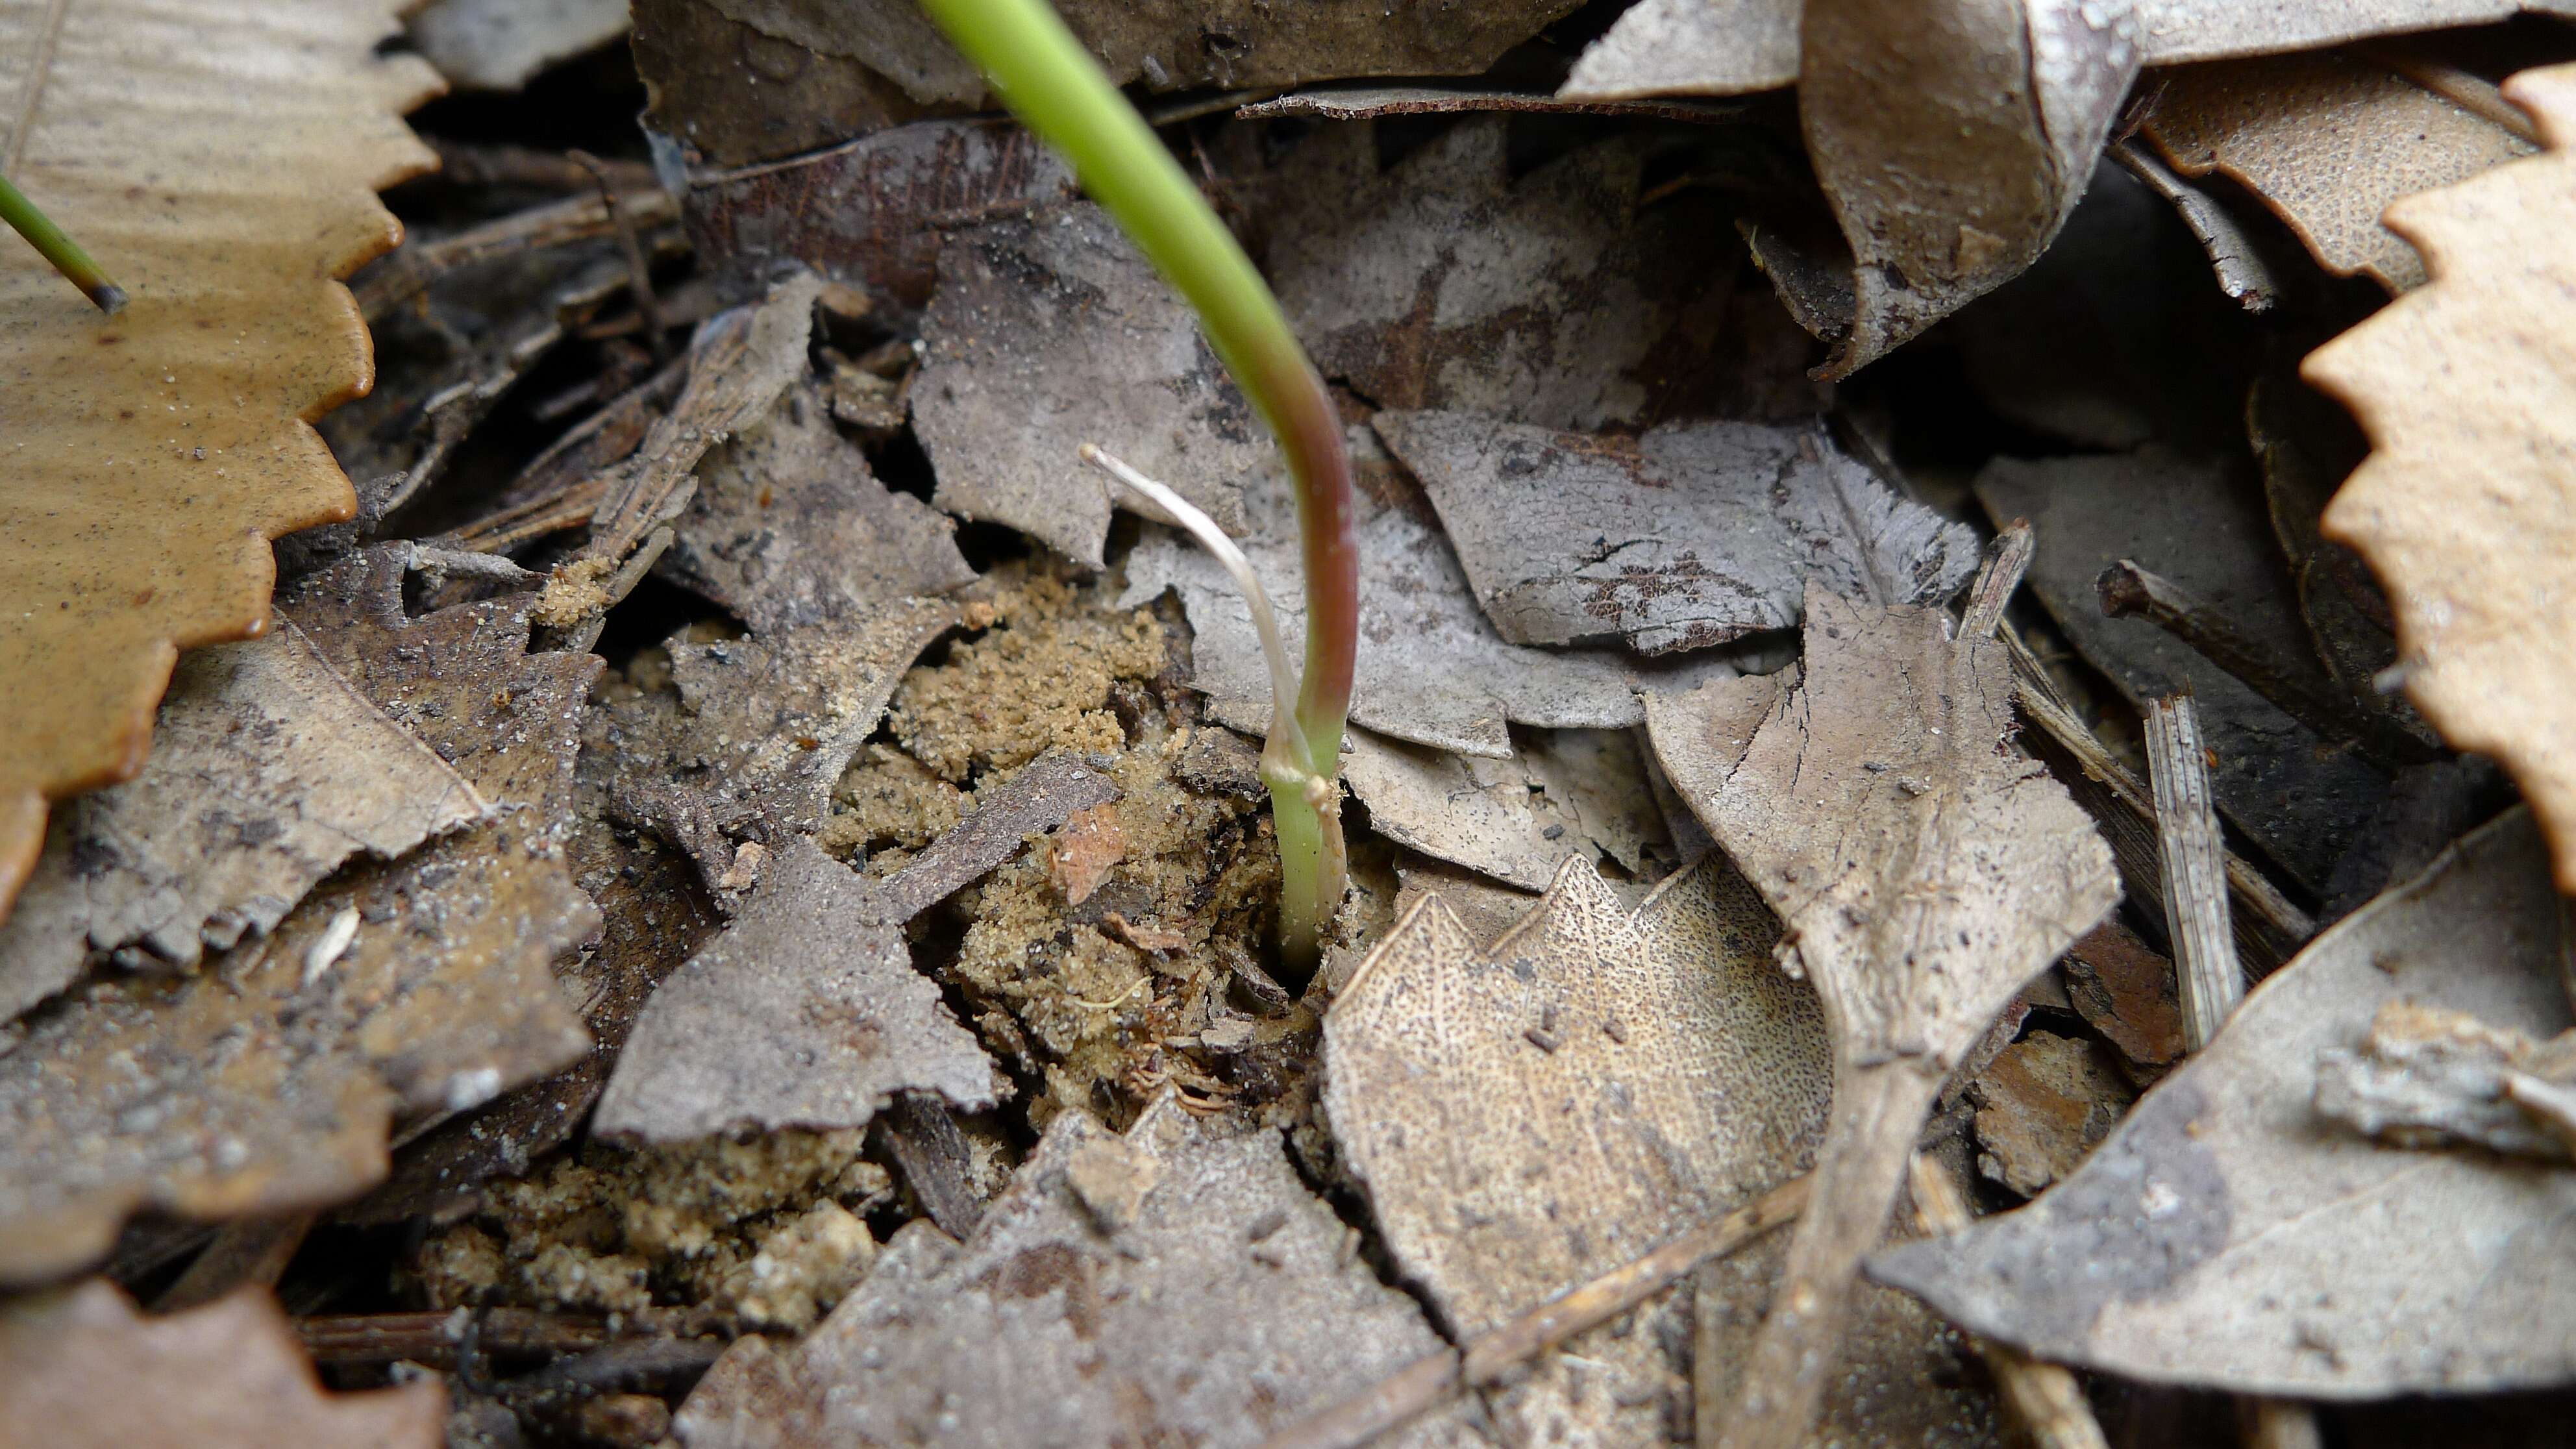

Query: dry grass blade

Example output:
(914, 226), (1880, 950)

(1903, 1155), (2107, 1449)
(0, 0), (441, 919)
(2303, 61), (2576, 891)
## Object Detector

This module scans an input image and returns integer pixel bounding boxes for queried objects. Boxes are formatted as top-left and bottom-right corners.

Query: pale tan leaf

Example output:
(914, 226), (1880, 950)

(2144, 51), (2536, 292)
(1342, 728), (1668, 892)
(0, 0), (439, 918)
(0, 1280), (443, 1447)
(1874, 809), (2576, 1396)
(2301, 62), (2576, 891)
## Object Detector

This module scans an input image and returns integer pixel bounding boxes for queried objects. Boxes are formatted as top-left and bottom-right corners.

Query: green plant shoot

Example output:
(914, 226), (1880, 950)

(919, 0), (1360, 963)
(1, 172), (126, 314)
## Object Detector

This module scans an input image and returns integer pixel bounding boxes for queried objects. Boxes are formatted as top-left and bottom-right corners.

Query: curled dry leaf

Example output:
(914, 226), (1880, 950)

(595, 754), (1115, 1142)
(0, 1280), (443, 1448)
(1873, 809), (2576, 1396)
(681, 118), (1073, 319)
(915, 203), (1261, 567)
(2142, 51), (2537, 293)
(1375, 410), (1978, 653)
(1121, 433), (1731, 759)
(601, 377), (971, 889)
(0, 623), (483, 1024)
(2301, 62), (2576, 891)
(1266, 119), (1786, 431)
(1978, 451), (2390, 893)
(410, 0), (630, 91)
(1645, 582), (2118, 1449)
(1327, 853), (1831, 1441)
(674, 1098), (1487, 1448)
(0, 0), (438, 917)
(1342, 727), (1667, 893)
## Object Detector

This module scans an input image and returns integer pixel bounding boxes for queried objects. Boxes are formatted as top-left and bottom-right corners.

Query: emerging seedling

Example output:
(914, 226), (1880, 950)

(1, 173), (125, 314)
(921, 0), (1359, 961)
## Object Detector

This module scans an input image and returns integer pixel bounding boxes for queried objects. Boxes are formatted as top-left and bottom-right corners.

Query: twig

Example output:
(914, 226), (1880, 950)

(1907, 1156), (2108, 1449)
(357, 188), (682, 319)
(2097, 559), (2429, 769)
(296, 1307), (727, 1367)
(2107, 140), (2276, 312)
(431, 139), (660, 193)
(1263, 1176), (1809, 1449)
(2142, 693), (2241, 1050)
(1960, 520), (2033, 642)
(571, 149), (670, 360)
(155, 1213), (316, 1313)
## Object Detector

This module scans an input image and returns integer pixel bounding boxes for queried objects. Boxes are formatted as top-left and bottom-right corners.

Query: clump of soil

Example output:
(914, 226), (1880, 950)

(411, 1130), (891, 1331)
(828, 560), (1311, 1131)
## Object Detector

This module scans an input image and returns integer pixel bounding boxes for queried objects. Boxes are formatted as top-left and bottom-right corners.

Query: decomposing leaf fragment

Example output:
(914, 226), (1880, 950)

(1265, 118), (1768, 430)
(2064, 919), (2188, 1074)
(914, 203), (1262, 567)
(410, 0), (630, 91)
(1327, 852), (1830, 1441)
(1969, 1030), (2135, 1196)
(682, 118), (1074, 319)
(595, 754), (1113, 1142)
(1342, 727), (1667, 893)
(1978, 451), (2390, 893)
(2302, 62), (2576, 892)
(0, 1280), (443, 1448)
(673, 1098), (1488, 1447)
(0, 0), (440, 917)
(1376, 410), (1978, 653)
(1646, 582), (2117, 1449)
(2143, 51), (2537, 292)
(2313, 998), (2576, 1161)
(1121, 436), (1730, 758)
(1874, 809), (2576, 1396)
(0, 624), (483, 1024)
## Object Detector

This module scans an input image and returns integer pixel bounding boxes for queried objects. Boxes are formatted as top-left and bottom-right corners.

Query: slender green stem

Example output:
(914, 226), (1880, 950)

(1, 171), (125, 314)
(921, 0), (1358, 961)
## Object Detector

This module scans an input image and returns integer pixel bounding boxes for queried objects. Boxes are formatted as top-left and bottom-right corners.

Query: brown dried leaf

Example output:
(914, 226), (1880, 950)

(1343, 727), (1668, 892)
(2064, 919), (2188, 1074)
(1873, 809), (2576, 1396)
(1327, 852), (1831, 1441)
(1977, 451), (2390, 893)
(915, 204), (1262, 567)
(1266, 119), (1793, 431)
(2144, 52), (2536, 292)
(0, 0), (438, 917)
(1119, 432), (1731, 759)
(682, 118), (1074, 319)
(410, 0), (629, 90)
(0, 624), (483, 1022)
(0, 1280), (443, 1447)
(2301, 62), (2576, 891)
(1376, 410), (1979, 653)
(591, 838), (999, 1142)
(1968, 1030), (2135, 1196)
(602, 378), (971, 887)
(673, 1097), (1489, 1447)
(1646, 582), (2117, 1449)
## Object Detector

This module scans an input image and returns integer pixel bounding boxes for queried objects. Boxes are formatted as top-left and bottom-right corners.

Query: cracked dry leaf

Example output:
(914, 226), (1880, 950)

(410, 0), (630, 91)
(915, 203), (1262, 567)
(2302, 62), (2576, 892)
(1120, 433), (1731, 758)
(1645, 582), (2117, 1449)
(603, 378), (970, 887)
(1376, 410), (1979, 654)
(0, 549), (601, 1283)
(1343, 727), (1668, 893)
(596, 754), (1114, 1141)
(1872, 809), (2576, 1396)
(1265, 118), (1774, 432)
(682, 118), (1074, 319)
(674, 1097), (1489, 1448)
(0, 623), (483, 1024)
(0, 1280), (443, 1448)
(1326, 852), (1831, 1443)
(0, 0), (439, 917)
(2143, 51), (2538, 293)
(1978, 451), (2390, 894)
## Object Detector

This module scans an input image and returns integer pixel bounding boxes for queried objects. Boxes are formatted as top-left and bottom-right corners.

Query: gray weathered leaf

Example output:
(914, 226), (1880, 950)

(1646, 582), (2117, 1449)
(1120, 434), (1732, 759)
(1872, 809), (2576, 1397)
(1343, 727), (1667, 892)
(595, 754), (1114, 1141)
(673, 1097), (1491, 1447)
(410, 0), (629, 90)
(0, 625), (484, 1024)
(1376, 410), (1979, 653)
(915, 204), (1263, 567)
(1977, 451), (2390, 894)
